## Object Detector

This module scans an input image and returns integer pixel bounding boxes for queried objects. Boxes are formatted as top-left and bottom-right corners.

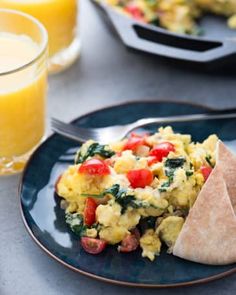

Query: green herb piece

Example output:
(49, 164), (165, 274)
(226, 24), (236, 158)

(205, 154), (214, 168)
(75, 142), (115, 164)
(159, 181), (171, 192)
(65, 212), (99, 237)
(165, 169), (175, 182)
(80, 193), (104, 199)
(159, 168), (175, 192)
(186, 170), (194, 177)
(165, 157), (186, 169)
(65, 212), (86, 237)
(159, 157), (186, 192)
(103, 184), (136, 214)
(102, 184), (161, 213)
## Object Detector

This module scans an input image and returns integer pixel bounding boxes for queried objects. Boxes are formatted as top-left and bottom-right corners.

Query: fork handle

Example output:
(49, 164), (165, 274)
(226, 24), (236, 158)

(129, 111), (236, 130)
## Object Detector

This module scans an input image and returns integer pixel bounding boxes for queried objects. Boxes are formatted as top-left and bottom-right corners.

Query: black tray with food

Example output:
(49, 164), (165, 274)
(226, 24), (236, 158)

(93, 0), (236, 67)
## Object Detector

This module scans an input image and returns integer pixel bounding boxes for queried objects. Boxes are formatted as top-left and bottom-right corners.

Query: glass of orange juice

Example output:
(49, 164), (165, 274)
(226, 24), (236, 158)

(0, 9), (48, 175)
(0, 0), (80, 74)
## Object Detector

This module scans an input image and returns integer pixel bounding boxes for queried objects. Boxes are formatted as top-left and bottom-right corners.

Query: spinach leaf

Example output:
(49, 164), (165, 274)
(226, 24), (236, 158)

(103, 184), (161, 213)
(159, 157), (186, 192)
(165, 157), (186, 169)
(65, 212), (86, 237)
(159, 168), (175, 192)
(165, 169), (175, 182)
(80, 193), (105, 199)
(103, 184), (136, 214)
(186, 170), (194, 177)
(75, 143), (115, 164)
(159, 182), (171, 192)
(65, 212), (99, 237)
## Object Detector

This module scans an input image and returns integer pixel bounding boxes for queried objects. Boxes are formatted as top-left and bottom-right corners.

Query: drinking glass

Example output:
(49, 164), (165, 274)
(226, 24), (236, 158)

(0, 9), (48, 175)
(0, 0), (80, 73)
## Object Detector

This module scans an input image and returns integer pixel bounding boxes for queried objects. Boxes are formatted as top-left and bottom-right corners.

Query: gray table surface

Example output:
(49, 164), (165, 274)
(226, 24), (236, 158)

(1, 1), (236, 294)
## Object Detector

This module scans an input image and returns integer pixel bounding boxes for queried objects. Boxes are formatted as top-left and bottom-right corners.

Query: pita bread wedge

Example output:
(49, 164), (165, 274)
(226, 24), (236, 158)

(173, 165), (236, 265)
(217, 140), (236, 212)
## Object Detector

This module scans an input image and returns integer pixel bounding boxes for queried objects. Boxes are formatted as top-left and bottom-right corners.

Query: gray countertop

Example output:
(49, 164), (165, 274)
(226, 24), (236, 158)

(1, 0), (236, 294)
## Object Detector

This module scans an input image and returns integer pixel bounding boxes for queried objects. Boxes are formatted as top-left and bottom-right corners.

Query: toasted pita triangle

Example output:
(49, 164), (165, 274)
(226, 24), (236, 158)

(217, 140), (236, 213)
(173, 165), (236, 265)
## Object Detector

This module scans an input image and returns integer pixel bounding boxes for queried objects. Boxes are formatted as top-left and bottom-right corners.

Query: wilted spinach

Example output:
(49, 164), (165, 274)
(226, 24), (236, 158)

(75, 142), (115, 164)
(159, 157), (186, 192)
(65, 212), (86, 237)
(65, 212), (99, 237)
(165, 157), (186, 169)
(103, 184), (160, 213)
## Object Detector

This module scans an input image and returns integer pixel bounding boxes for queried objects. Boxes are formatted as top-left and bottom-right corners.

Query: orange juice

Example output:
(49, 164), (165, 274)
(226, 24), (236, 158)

(0, 0), (78, 57)
(0, 32), (47, 174)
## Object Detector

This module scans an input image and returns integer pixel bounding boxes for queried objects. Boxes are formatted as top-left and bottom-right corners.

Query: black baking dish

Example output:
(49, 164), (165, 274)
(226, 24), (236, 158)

(93, 1), (236, 68)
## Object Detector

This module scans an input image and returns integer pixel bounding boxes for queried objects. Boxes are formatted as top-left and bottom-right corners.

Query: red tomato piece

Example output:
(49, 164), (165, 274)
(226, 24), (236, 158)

(119, 229), (140, 253)
(125, 5), (145, 21)
(123, 132), (150, 152)
(127, 169), (153, 188)
(81, 237), (107, 254)
(123, 136), (144, 152)
(149, 142), (175, 161)
(200, 166), (213, 181)
(84, 198), (97, 226)
(78, 159), (110, 175)
(147, 156), (159, 166)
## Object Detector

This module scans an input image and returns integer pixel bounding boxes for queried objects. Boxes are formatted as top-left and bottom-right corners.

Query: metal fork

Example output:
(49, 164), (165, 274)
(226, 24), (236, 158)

(51, 110), (236, 144)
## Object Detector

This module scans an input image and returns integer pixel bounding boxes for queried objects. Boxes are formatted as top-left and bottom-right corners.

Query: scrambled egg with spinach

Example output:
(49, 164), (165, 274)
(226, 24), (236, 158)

(101, 0), (236, 34)
(56, 126), (217, 260)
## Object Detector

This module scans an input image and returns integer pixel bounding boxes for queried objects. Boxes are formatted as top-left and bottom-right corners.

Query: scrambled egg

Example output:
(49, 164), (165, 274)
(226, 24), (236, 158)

(140, 229), (161, 261)
(101, 0), (236, 34)
(156, 216), (185, 251)
(57, 126), (218, 261)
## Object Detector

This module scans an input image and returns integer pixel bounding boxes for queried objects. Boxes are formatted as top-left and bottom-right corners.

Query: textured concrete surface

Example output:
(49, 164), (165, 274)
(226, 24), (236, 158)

(1, 0), (236, 294)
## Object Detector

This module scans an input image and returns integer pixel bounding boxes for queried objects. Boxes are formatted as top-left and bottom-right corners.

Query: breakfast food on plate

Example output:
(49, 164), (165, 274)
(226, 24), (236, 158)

(56, 126), (227, 261)
(100, 0), (236, 34)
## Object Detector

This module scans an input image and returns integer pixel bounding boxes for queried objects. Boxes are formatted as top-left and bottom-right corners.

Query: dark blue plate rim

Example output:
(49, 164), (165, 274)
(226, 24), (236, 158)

(19, 100), (236, 288)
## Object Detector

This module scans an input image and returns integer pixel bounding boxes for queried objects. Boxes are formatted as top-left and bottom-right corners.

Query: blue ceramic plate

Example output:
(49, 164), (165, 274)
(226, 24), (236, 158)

(20, 101), (236, 288)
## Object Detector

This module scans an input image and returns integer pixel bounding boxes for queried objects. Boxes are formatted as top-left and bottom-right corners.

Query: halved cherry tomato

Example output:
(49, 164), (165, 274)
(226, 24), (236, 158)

(84, 198), (97, 226)
(127, 169), (153, 188)
(149, 142), (175, 162)
(125, 5), (145, 21)
(55, 174), (62, 194)
(119, 229), (140, 253)
(78, 159), (110, 175)
(200, 166), (212, 181)
(123, 133), (150, 152)
(123, 136), (144, 152)
(81, 237), (107, 254)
